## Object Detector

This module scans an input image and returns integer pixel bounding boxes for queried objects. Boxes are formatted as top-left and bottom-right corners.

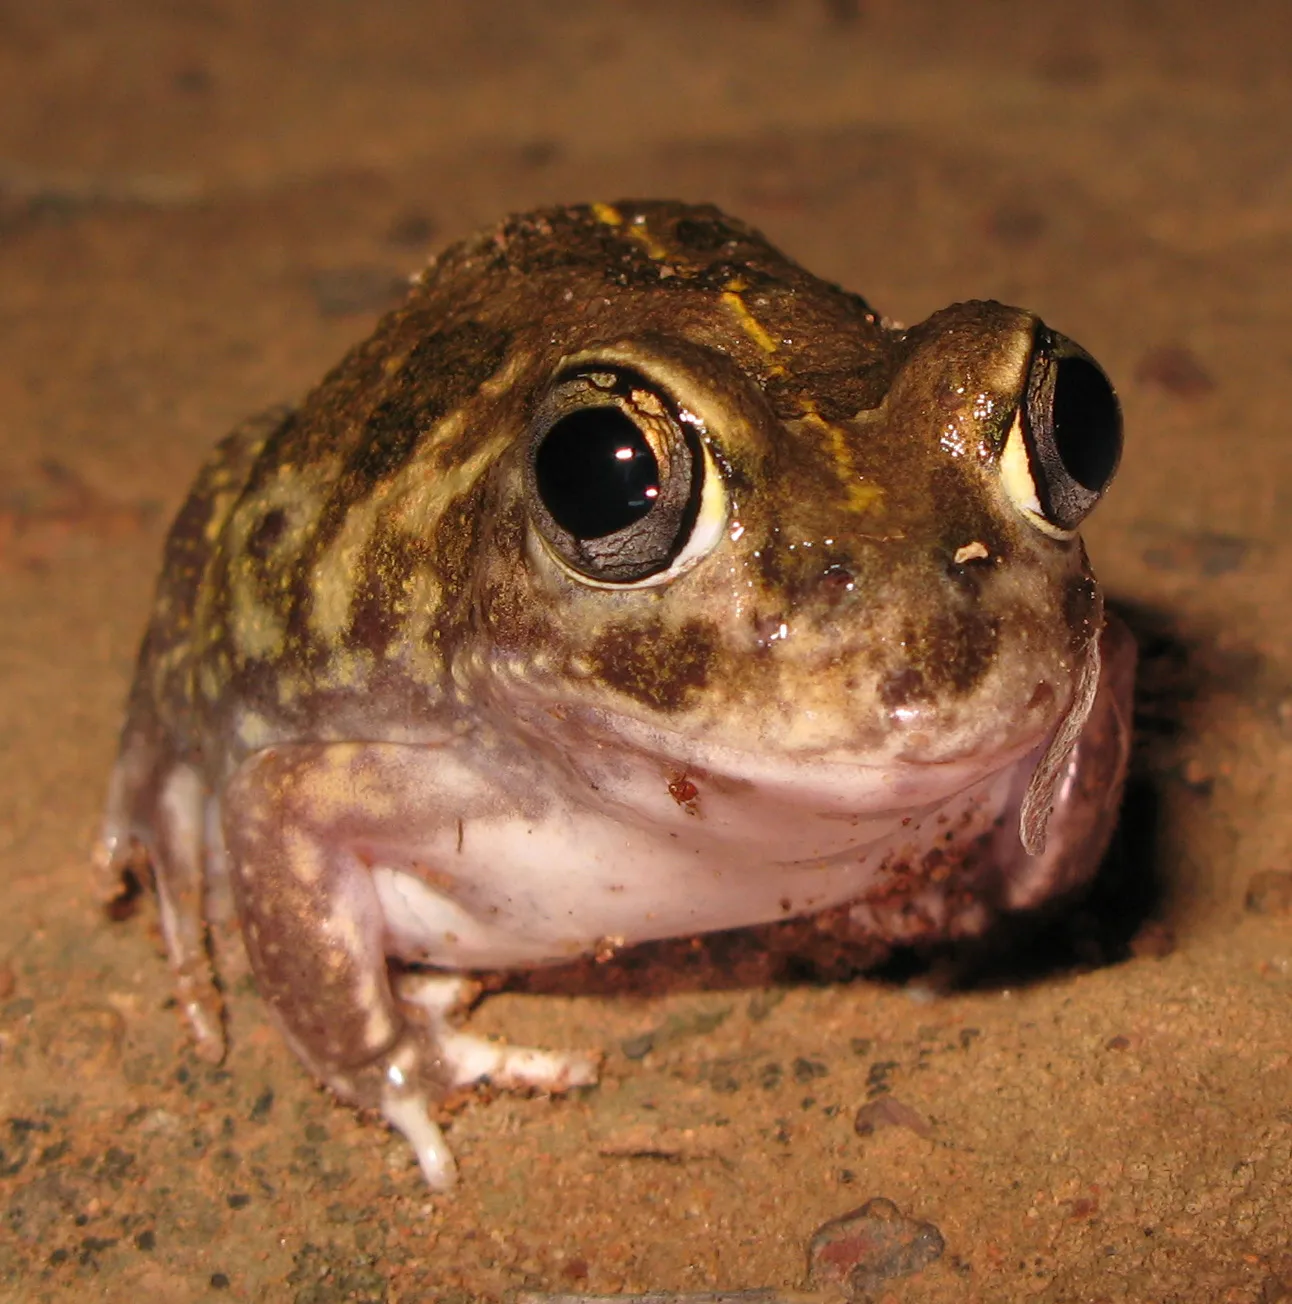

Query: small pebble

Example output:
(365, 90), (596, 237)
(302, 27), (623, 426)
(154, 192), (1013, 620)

(620, 1032), (655, 1060)
(853, 1097), (933, 1139)
(806, 1197), (945, 1300)
(792, 1057), (828, 1083)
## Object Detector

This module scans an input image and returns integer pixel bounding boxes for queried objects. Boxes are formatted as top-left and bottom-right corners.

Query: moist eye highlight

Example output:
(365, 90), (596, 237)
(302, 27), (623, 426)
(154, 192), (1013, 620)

(526, 364), (715, 586)
(534, 404), (662, 540)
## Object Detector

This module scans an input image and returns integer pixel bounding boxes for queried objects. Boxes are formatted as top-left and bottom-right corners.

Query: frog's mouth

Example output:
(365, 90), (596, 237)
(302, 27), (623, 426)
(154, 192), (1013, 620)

(491, 622), (1103, 851)
(607, 711), (1054, 808)
(505, 683), (1062, 835)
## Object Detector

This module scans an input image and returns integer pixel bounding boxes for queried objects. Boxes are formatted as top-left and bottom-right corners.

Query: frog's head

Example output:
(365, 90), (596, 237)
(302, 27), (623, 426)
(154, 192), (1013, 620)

(441, 204), (1123, 812)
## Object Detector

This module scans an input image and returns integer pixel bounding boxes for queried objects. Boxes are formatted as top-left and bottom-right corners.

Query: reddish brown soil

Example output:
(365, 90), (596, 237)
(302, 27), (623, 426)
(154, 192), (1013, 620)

(2, 3), (1290, 1301)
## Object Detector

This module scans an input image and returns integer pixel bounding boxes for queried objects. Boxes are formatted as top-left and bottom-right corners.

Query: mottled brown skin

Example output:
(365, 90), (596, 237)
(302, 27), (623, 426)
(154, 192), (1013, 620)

(117, 202), (1095, 774)
(97, 201), (1130, 1186)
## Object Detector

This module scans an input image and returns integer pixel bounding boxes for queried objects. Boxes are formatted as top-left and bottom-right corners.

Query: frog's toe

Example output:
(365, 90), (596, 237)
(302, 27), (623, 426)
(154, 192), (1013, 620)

(395, 971), (480, 1019)
(178, 975), (227, 1063)
(441, 1033), (602, 1092)
(380, 1081), (458, 1191)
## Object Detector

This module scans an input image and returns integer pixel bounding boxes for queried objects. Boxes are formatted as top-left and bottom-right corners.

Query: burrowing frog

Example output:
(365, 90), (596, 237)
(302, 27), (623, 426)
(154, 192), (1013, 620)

(96, 201), (1133, 1189)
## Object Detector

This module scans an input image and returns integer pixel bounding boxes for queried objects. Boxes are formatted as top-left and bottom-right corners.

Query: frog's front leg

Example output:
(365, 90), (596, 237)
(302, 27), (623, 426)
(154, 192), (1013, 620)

(221, 742), (599, 1190)
(1004, 613), (1137, 910)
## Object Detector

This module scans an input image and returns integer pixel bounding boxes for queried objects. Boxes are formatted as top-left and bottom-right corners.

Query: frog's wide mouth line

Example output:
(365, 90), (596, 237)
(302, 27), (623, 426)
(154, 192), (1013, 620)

(551, 701), (1058, 816)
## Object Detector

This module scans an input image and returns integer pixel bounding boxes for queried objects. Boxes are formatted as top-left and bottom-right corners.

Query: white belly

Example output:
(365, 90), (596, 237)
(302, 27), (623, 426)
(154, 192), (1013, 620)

(371, 758), (1026, 970)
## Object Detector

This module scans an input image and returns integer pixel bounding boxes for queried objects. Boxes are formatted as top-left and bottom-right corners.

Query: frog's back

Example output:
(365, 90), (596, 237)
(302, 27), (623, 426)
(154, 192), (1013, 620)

(97, 408), (286, 873)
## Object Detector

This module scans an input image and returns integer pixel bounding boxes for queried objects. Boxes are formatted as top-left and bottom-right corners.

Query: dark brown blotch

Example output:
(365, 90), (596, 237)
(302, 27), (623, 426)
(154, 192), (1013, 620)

(280, 321), (513, 647)
(767, 365), (889, 424)
(307, 320), (513, 558)
(352, 397), (425, 484)
(932, 608), (1001, 694)
(879, 609), (1001, 708)
(240, 409), (302, 497)
(347, 526), (435, 658)
(879, 666), (924, 709)
(245, 508), (288, 562)
(396, 321), (512, 438)
(671, 215), (740, 252)
(476, 500), (560, 654)
(430, 483), (489, 616)
(589, 618), (718, 713)
(276, 555), (330, 674)
(497, 208), (652, 283)
(927, 465), (1009, 568)
(146, 412), (294, 703)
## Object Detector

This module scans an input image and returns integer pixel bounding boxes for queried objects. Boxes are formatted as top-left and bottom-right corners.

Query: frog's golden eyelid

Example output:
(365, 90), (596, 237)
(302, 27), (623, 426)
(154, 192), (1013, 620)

(999, 412), (1072, 539)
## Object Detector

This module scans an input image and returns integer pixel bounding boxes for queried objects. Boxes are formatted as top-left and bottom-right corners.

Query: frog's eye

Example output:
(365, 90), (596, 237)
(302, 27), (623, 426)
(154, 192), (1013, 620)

(1000, 327), (1122, 538)
(526, 367), (725, 586)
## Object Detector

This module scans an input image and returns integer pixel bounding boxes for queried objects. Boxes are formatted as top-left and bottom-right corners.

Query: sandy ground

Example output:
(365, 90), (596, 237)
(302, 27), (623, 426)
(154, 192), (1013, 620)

(1, 2), (1291, 1300)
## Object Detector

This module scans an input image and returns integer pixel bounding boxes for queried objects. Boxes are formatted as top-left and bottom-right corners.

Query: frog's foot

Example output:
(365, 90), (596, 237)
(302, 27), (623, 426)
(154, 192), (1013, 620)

(400, 973), (602, 1090)
(380, 974), (602, 1190)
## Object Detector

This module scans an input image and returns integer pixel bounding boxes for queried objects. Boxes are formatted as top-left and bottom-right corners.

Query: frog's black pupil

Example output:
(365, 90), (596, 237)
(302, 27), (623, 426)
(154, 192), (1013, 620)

(1050, 355), (1121, 492)
(535, 407), (661, 540)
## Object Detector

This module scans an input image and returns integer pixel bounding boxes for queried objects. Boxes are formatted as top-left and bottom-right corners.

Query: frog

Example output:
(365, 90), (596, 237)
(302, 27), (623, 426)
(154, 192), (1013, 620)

(95, 200), (1133, 1190)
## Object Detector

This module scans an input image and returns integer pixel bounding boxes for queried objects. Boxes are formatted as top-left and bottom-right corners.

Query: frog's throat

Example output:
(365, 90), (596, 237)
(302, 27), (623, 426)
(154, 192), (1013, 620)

(1017, 629), (1102, 855)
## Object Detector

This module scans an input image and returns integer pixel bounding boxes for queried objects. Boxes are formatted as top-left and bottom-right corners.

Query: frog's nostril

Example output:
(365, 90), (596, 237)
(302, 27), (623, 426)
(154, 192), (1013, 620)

(753, 612), (791, 646)
(819, 563), (856, 603)
(1026, 680), (1056, 712)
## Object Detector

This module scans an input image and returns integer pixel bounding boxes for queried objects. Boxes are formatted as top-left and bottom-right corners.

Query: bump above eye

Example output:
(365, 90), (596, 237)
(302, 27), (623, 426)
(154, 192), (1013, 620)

(526, 365), (725, 586)
(1001, 326), (1122, 537)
